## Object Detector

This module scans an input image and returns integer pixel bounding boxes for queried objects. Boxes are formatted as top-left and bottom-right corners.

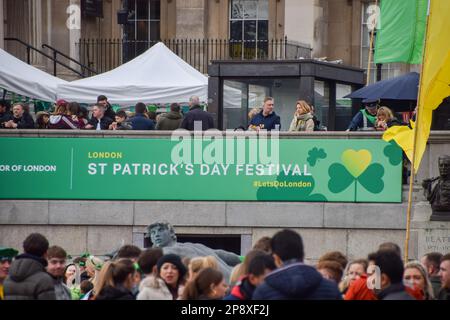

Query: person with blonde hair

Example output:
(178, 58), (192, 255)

(404, 261), (434, 300)
(375, 106), (401, 131)
(95, 259), (137, 300)
(252, 236), (271, 253)
(81, 255), (104, 300)
(248, 107), (261, 121)
(187, 256), (219, 282)
(288, 100), (314, 132)
(339, 259), (368, 294)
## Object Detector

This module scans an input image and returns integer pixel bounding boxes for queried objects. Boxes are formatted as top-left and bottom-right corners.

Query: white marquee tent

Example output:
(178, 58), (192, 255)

(57, 43), (208, 106)
(0, 48), (67, 102)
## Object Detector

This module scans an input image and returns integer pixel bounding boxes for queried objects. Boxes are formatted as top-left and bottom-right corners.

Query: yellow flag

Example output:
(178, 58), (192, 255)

(383, 0), (450, 173)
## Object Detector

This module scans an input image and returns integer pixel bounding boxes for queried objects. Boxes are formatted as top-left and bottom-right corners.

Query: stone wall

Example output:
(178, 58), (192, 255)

(0, 201), (414, 263)
(1, 131), (449, 262)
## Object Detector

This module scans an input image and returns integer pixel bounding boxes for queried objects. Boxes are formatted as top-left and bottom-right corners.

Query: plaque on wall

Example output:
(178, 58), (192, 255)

(81, 0), (103, 18)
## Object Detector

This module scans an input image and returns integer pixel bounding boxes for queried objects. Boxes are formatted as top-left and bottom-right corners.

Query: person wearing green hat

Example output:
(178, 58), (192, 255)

(0, 247), (19, 300)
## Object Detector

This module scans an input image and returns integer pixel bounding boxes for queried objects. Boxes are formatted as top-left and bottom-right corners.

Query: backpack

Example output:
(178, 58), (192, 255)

(313, 116), (326, 131)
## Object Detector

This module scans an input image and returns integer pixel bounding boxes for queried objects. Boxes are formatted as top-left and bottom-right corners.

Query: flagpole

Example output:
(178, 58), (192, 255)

(404, 0), (431, 264)
(366, 0), (379, 85)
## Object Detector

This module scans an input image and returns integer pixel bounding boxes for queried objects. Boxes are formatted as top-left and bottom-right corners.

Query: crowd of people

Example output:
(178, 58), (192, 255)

(0, 94), (406, 133)
(1, 230), (449, 300)
(346, 98), (406, 132)
(0, 95), (215, 131)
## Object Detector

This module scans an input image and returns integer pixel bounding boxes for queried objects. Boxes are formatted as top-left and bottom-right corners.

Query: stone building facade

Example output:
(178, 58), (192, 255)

(1, 0), (415, 80)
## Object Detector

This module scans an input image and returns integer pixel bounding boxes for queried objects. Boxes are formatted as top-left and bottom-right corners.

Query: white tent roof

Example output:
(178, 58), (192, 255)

(0, 48), (67, 102)
(57, 43), (208, 105)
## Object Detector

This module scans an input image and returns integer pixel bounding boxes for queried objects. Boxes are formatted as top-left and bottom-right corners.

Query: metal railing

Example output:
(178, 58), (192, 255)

(77, 37), (312, 74)
(42, 44), (98, 77)
(4, 38), (94, 78)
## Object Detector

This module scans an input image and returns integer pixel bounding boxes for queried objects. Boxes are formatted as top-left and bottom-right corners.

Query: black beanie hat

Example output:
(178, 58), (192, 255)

(156, 254), (187, 280)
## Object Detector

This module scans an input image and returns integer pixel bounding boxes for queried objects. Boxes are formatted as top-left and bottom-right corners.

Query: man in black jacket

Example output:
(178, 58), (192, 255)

(180, 96), (214, 130)
(0, 100), (12, 125)
(252, 229), (342, 300)
(373, 250), (414, 300)
(130, 103), (155, 130)
(4, 233), (56, 300)
(1, 103), (35, 129)
(85, 104), (113, 130)
(97, 95), (116, 120)
(421, 252), (443, 298)
(438, 254), (450, 300)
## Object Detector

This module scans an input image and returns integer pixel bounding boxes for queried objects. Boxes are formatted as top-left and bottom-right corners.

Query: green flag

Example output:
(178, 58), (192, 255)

(374, 0), (427, 64)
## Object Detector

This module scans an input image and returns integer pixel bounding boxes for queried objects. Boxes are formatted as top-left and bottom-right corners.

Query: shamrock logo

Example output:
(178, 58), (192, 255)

(383, 141), (402, 166)
(307, 147), (327, 167)
(328, 149), (384, 200)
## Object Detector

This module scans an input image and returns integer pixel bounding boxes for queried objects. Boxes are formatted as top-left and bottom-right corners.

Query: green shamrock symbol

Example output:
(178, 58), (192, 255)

(328, 149), (384, 200)
(383, 141), (402, 166)
(307, 147), (327, 167)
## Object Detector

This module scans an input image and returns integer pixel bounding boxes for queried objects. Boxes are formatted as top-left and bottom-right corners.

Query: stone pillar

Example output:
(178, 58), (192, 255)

(46, 0), (52, 46)
(205, 0), (228, 39)
(285, 0), (313, 45)
(0, 0), (4, 49)
(161, 0), (177, 39)
(110, 0), (121, 39)
(68, 0), (81, 71)
(5, 0), (31, 60)
(411, 201), (450, 260)
(350, 0), (362, 68)
(29, 0), (43, 65)
(327, 0), (352, 65)
(175, 0), (206, 39)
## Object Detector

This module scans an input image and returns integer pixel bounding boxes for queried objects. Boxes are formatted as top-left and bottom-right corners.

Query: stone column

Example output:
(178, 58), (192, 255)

(0, 0), (4, 49)
(350, 0), (362, 67)
(411, 201), (450, 260)
(29, 0), (43, 65)
(110, 0), (121, 39)
(68, 0), (81, 71)
(161, 0), (177, 39)
(175, 0), (206, 39)
(175, 0), (207, 72)
(285, 0), (311, 45)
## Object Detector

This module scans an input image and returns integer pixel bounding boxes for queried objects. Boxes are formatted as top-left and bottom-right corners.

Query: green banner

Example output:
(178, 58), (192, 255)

(374, 0), (427, 64)
(0, 138), (402, 202)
